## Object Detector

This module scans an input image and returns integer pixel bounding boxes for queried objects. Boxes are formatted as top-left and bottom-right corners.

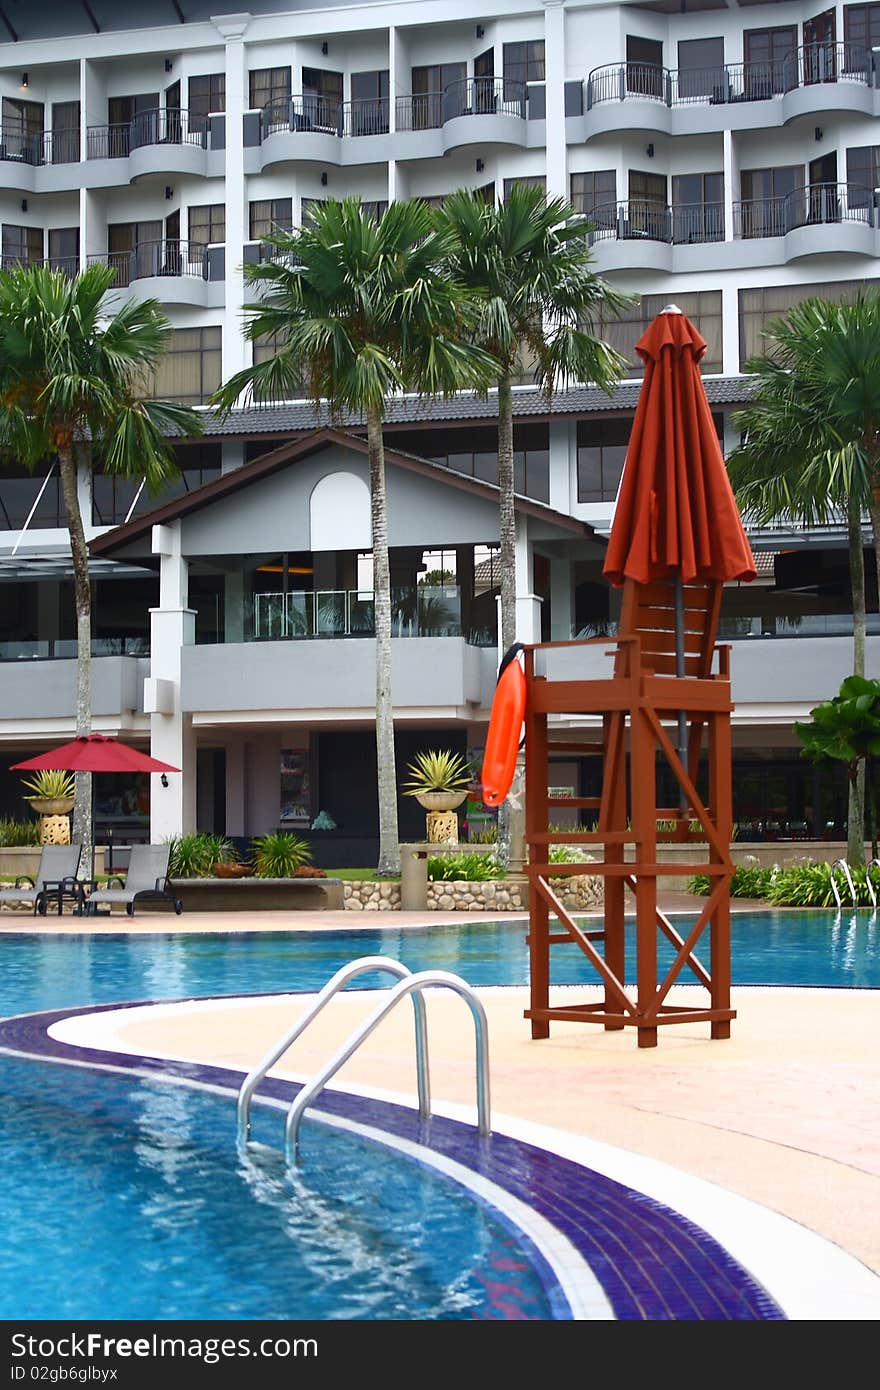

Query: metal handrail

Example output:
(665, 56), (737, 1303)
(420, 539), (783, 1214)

(867, 860), (880, 909)
(236, 956), (430, 1147)
(284, 968), (491, 1165)
(830, 858), (857, 909)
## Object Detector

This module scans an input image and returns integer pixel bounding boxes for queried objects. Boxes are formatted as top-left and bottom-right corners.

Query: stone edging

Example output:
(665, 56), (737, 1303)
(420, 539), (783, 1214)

(343, 875), (603, 912)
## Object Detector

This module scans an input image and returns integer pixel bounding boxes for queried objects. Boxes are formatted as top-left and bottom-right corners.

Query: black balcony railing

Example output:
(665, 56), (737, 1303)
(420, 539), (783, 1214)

(86, 108), (207, 160)
(586, 199), (725, 244)
(89, 240), (208, 289)
(0, 124), (80, 166)
(587, 44), (874, 109)
(0, 254), (79, 277)
(733, 183), (875, 238)
(396, 77), (527, 132)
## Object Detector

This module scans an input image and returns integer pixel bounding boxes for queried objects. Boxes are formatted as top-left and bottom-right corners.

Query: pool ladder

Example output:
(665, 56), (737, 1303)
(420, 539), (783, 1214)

(829, 858), (880, 909)
(236, 956), (491, 1167)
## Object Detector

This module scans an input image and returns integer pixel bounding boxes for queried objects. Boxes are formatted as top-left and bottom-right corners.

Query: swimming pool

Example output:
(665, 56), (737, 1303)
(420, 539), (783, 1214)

(4, 906), (872, 1323)
(2, 908), (878, 1017)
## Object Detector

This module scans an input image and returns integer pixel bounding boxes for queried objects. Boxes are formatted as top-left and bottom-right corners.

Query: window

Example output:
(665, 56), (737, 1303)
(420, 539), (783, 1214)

(502, 40), (545, 91)
(92, 443), (222, 526)
(739, 280), (868, 366)
(249, 197), (293, 242)
(739, 165), (802, 237)
(1, 224), (42, 268)
(410, 63), (466, 128)
(145, 326), (222, 405)
(628, 169), (667, 238)
(301, 67), (343, 131)
(503, 174), (545, 201)
(676, 37), (725, 100)
(571, 171), (617, 229)
(847, 145), (880, 206)
(51, 101), (79, 164)
(107, 219), (162, 286)
(301, 197), (326, 226)
(625, 35), (664, 97)
(392, 424), (550, 502)
(2, 97), (45, 161)
(671, 172), (724, 242)
(587, 290), (723, 379)
(743, 26), (797, 97)
(188, 73), (225, 135)
(844, 3), (880, 50)
(350, 69), (389, 135)
(48, 227), (79, 277)
(360, 200), (389, 223)
(576, 419), (631, 502)
(189, 203), (226, 250)
(249, 66), (291, 113)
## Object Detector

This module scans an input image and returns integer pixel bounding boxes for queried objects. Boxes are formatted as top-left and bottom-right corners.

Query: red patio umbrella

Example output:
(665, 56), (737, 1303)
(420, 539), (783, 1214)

(12, 736), (180, 876)
(11, 735), (179, 776)
(602, 305), (756, 784)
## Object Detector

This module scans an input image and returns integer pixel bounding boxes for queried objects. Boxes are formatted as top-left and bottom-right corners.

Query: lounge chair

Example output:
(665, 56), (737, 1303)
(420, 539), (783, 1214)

(85, 843), (182, 917)
(0, 843), (83, 914)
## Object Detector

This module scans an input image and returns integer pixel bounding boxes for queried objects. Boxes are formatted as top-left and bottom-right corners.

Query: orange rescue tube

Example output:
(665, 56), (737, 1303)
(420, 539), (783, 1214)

(481, 647), (526, 807)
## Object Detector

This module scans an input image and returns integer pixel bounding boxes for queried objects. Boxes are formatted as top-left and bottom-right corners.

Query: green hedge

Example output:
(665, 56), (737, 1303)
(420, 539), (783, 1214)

(688, 860), (879, 908)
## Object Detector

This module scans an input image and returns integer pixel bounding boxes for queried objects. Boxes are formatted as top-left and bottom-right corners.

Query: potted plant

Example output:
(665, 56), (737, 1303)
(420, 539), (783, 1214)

(20, 769), (76, 816)
(402, 749), (472, 813)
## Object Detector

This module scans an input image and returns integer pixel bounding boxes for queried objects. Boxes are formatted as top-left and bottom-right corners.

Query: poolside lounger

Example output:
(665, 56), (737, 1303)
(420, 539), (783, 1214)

(0, 843), (83, 915)
(85, 844), (182, 917)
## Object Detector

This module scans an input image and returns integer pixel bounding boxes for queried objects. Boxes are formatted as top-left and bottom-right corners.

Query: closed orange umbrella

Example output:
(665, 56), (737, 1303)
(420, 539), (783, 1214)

(603, 306), (756, 588)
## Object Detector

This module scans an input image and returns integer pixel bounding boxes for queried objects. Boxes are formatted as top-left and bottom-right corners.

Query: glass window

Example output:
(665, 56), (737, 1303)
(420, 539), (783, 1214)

(739, 279), (870, 365)
(503, 174), (545, 201)
(390, 424), (549, 501)
(249, 197), (293, 242)
(671, 172), (724, 242)
(587, 290), (723, 378)
(576, 418), (631, 502)
(847, 145), (880, 206)
(142, 326), (222, 405)
(1, 223), (42, 267)
(676, 37), (725, 99)
(571, 170), (616, 229)
(2, 96), (45, 160)
(625, 36), (664, 97)
(48, 227), (79, 276)
(844, 3), (880, 50)
(502, 41), (546, 89)
(743, 26), (797, 96)
(188, 73), (225, 135)
(739, 165), (803, 237)
(188, 203), (226, 248)
(350, 69), (389, 134)
(249, 67), (291, 112)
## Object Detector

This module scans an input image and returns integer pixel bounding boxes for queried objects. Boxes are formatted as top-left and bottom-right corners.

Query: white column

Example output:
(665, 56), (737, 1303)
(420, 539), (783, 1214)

(514, 516), (543, 646)
(147, 522), (196, 841)
(723, 128), (736, 243)
(543, 0), (567, 200)
(721, 283), (741, 375)
(549, 556), (573, 639)
(225, 736), (246, 836)
(215, 14), (251, 384)
(547, 418), (571, 512)
(220, 439), (245, 474)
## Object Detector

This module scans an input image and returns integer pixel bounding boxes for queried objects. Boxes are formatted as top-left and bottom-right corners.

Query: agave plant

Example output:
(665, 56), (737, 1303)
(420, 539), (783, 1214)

(402, 749), (471, 797)
(167, 832), (236, 879)
(251, 831), (313, 878)
(20, 769), (76, 801)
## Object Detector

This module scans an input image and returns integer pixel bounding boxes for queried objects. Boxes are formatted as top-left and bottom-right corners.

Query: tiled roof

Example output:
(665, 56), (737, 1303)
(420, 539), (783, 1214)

(198, 376), (755, 438)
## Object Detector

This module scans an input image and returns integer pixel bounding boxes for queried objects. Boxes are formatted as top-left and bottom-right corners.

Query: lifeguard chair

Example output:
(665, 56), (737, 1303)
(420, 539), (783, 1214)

(521, 572), (734, 1048)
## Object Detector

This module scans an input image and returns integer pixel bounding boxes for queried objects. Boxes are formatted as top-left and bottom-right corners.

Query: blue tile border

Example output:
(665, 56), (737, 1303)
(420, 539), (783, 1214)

(0, 996), (786, 1322)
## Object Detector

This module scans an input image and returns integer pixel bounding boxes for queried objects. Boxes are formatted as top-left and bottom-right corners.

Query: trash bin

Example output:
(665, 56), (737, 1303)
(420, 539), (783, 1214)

(400, 844), (428, 910)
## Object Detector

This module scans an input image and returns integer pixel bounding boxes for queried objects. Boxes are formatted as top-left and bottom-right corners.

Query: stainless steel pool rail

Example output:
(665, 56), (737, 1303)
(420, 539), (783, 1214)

(236, 956), (430, 1147)
(868, 860), (880, 910)
(283, 968), (492, 1167)
(830, 859), (857, 909)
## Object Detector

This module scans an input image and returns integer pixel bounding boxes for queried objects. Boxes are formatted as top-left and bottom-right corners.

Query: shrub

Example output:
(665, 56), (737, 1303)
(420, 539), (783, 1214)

(427, 852), (503, 881)
(167, 832), (237, 878)
(687, 864), (774, 898)
(20, 769), (76, 801)
(251, 832), (313, 878)
(403, 749), (471, 796)
(765, 862), (879, 909)
(0, 817), (41, 846)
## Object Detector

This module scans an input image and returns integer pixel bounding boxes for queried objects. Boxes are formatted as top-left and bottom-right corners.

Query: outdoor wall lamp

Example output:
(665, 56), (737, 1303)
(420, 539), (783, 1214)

(476, 158), (484, 172)
(646, 142), (654, 158)
(321, 41), (328, 55)
(160, 774), (169, 788)
(476, 25), (485, 38)
(320, 171), (328, 185)
(815, 126), (823, 141)
(165, 59), (173, 72)
(20, 72), (28, 89)
(165, 185), (174, 199)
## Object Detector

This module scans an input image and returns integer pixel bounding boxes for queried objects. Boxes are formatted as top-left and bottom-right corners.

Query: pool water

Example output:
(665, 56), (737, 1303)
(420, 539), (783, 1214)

(2, 908), (878, 1019)
(0, 1056), (557, 1321)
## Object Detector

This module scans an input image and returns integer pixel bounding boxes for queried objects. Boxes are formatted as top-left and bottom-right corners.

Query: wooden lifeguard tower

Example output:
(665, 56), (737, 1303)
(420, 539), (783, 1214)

(522, 574), (735, 1049)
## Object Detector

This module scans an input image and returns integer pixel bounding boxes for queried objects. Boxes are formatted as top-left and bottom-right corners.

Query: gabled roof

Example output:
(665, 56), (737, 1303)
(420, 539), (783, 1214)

(89, 426), (598, 556)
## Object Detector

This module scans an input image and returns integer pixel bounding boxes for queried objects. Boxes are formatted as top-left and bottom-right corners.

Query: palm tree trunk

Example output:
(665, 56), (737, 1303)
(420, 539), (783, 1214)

(367, 406), (400, 877)
(58, 441), (93, 878)
(847, 490), (867, 865)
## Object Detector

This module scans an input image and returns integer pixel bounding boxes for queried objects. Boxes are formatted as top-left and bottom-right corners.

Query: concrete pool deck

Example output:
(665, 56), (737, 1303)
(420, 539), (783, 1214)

(6, 894), (880, 1318)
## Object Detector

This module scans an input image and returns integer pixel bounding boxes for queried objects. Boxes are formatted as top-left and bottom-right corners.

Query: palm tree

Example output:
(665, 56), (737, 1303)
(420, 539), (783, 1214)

(210, 197), (495, 876)
(434, 183), (634, 861)
(0, 263), (204, 873)
(728, 289), (880, 865)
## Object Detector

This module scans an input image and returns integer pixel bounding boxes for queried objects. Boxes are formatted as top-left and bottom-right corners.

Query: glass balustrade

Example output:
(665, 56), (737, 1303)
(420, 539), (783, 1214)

(249, 586), (463, 640)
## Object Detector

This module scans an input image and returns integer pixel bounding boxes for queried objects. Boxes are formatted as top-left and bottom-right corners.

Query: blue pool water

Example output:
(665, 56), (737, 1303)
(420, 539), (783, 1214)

(0, 1056), (556, 1320)
(2, 909), (878, 1019)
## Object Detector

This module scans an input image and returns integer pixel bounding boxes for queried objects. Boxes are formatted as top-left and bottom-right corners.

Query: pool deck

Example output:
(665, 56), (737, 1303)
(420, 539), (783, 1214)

(6, 892), (880, 1320)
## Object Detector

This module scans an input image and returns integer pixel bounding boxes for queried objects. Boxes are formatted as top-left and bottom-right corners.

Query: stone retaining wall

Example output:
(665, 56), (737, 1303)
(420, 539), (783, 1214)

(343, 874), (603, 912)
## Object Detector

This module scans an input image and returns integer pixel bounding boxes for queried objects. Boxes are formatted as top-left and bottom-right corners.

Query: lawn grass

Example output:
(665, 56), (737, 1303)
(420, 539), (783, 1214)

(330, 867), (400, 881)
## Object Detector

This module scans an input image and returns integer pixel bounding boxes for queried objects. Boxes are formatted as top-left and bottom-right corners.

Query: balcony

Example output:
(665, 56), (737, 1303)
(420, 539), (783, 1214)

(396, 77), (531, 154)
(247, 585), (467, 642)
(584, 45), (878, 137)
(0, 124), (82, 194)
(0, 255), (79, 278)
(88, 240), (221, 308)
(733, 183), (878, 259)
(258, 93), (392, 167)
(86, 109), (210, 183)
(585, 199), (726, 272)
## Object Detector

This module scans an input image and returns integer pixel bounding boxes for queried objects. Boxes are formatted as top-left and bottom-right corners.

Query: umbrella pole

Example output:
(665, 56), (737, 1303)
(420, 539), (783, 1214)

(674, 574), (688, 815)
